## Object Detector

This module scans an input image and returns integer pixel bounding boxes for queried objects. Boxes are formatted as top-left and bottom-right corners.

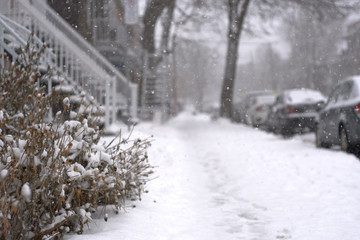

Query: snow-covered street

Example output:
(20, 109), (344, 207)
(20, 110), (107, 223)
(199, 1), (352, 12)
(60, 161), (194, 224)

(66, 112), (360, 240)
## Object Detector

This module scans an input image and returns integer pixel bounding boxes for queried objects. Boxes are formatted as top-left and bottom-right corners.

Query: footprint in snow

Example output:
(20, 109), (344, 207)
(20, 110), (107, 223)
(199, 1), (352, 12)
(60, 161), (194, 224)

(276, 229), (292, 239)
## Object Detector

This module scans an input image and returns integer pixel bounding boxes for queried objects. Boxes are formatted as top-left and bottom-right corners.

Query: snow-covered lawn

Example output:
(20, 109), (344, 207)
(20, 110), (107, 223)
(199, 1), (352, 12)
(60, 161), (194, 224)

(65, 112), (360, 240)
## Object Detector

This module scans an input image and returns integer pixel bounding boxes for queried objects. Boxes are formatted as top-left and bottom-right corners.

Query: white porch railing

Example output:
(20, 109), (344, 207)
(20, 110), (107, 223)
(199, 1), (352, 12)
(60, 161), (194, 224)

(0, 15), (57, 95)
(0, 0), (138, 128)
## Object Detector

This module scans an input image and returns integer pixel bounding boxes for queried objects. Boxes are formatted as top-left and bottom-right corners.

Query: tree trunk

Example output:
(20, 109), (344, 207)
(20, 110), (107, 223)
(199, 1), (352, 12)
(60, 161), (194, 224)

(143, 0), (175, 54)
(220, 0), (252, 118)
(141, 0), (176, 119)
(221, 36), (240, 118)
(161, 1), (175, 52)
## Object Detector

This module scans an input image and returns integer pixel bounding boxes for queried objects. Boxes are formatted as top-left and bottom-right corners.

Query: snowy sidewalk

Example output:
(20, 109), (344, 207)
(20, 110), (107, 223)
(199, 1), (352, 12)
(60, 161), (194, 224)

(66, 112), (360, 240)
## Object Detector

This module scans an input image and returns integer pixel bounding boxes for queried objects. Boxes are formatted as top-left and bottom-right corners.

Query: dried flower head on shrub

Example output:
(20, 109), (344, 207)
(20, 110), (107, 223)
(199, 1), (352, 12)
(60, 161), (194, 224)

(0, 40), (153, 239)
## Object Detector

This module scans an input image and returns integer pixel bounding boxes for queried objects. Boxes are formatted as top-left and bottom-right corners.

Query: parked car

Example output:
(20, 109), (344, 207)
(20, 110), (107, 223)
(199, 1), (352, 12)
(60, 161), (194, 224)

(268, 88), (326, 136)
(316, 76), (360, 152)
(247, 94), (277, 128)
(233, 91), (274, 124)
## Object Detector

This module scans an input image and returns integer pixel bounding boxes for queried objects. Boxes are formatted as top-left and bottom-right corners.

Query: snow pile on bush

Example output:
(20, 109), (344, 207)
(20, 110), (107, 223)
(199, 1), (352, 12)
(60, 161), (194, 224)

(0, 42), (153, 239)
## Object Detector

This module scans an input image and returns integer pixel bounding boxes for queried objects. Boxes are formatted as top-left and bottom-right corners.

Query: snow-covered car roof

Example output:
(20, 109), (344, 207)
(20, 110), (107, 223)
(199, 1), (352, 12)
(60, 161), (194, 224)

(244, 90), (274, 97)
(347, 76), (360, 91)
(283, 89), (326, 104)
(338, 76), (360, 100)
(331, 76), (360, 96)
(255, 94), (276, 105)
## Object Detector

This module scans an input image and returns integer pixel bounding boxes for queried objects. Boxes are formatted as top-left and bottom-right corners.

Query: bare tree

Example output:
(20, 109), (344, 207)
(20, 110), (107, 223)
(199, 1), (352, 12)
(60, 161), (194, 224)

(140, 0), (176, 119)
(220, 0), (251, 118)
(141, 0), (219, 118)
(142, 0), (176, 54)
(219, 0), (356, 119)
(282, 10), (343, 93)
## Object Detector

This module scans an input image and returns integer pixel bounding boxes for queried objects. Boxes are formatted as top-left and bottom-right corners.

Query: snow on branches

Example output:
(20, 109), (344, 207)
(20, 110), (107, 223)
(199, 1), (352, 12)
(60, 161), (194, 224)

(0, 40), (153, 239)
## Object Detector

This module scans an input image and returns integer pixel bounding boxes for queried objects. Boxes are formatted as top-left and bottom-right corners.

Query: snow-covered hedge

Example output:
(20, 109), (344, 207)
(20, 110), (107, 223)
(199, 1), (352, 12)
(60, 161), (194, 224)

(0, 42), (153, 239)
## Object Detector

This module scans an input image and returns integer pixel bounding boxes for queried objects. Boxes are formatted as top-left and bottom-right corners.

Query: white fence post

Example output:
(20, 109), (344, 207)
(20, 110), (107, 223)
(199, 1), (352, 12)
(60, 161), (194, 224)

(140, 51), (148, 119)
(131, 84), (138, 120)
(0, 23), (4, 69)
(105, 77), (111, 128)
(112, 76), (117, 124)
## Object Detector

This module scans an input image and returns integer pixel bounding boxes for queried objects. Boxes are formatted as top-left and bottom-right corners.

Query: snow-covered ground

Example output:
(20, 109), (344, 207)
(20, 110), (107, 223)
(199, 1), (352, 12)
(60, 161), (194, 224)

(65, 111), (360, 240)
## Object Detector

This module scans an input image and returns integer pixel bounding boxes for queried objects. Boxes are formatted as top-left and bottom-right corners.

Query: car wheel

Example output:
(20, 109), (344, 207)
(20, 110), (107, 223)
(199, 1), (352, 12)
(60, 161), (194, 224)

(340, 126), (351, 152)
(315, 126), (328, 148)
(315, 127), (323, 148)
(274, 125), (282, 135)
(279, 129), (292, 138)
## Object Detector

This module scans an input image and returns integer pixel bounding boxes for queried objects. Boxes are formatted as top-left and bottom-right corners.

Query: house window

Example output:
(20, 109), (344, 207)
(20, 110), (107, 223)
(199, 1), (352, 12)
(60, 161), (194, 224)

(89, 0), (110, 42)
